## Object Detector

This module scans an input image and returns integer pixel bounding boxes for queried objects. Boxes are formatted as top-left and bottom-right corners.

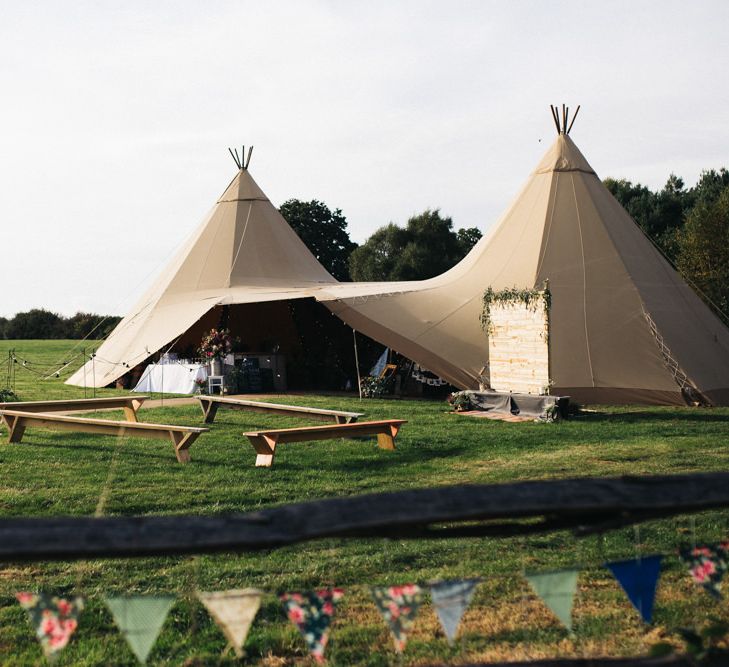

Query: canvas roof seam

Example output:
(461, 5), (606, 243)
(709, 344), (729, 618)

(534, 170), (561, 286)
(227, 201), (255, 288)
(570, 172), (596, 387)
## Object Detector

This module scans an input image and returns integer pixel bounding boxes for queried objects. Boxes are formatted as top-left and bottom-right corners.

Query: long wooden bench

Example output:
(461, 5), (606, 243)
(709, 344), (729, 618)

(0, 410), (207, 463)
(244, 419), (406, 467)
(197, 395), (363, 425)
(0, 396), (148, 422)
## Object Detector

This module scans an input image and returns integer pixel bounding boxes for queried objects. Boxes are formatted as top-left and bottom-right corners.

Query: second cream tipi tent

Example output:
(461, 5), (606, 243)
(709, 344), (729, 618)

(319, 107), (729, 405)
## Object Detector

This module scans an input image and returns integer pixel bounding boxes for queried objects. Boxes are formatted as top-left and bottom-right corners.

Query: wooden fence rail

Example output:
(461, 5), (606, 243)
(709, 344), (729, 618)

(1, 472), (728, 562)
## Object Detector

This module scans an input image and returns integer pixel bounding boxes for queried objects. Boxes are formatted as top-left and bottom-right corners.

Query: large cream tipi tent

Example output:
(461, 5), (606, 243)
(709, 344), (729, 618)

(68, 118), (729, 405)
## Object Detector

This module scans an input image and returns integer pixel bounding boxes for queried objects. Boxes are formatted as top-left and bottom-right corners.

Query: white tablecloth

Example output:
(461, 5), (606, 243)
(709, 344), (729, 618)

(132, 363), (207, 394)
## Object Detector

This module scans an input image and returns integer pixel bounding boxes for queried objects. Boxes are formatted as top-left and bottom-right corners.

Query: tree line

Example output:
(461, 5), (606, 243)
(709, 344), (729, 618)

(4, 167), (728, 339)
(0, 310), (122, 340)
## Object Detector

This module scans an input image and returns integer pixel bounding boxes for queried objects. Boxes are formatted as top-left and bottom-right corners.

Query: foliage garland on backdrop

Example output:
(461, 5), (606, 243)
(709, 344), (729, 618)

(9, 539), (728, 663)
(480, 285), (552, 336)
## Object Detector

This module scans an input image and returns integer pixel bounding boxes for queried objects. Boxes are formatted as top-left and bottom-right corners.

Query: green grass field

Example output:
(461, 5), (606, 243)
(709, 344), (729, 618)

(0, 340), (728, 665)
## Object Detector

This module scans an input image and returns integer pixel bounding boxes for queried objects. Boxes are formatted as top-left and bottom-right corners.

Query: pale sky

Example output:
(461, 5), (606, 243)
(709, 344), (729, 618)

(1, 1), (728, 317)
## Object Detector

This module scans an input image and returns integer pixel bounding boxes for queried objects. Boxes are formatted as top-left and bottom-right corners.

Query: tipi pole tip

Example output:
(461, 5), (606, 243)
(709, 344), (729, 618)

(549, 103), (581, 135)
(550, 105), (561, 134)
(228, 147), (242, 169)
(245, 146), (253, 169)
(566, 105), (581, 135)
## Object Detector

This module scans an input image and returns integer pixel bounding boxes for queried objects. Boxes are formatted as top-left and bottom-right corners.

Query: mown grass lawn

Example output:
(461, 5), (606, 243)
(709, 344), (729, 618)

(0, 340), (728, 665)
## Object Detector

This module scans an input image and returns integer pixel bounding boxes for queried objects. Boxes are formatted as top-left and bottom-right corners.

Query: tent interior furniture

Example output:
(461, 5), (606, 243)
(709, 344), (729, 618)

(0, 396), (148, 422)
(0, 410), (208, 463)
(244, 419), (406, 468)
(197, 395), (364, 425)
(207, 375), (225, 395)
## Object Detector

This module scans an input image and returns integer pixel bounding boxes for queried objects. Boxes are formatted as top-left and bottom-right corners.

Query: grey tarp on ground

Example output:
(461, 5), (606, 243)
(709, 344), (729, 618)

(465, 391), (565, 419)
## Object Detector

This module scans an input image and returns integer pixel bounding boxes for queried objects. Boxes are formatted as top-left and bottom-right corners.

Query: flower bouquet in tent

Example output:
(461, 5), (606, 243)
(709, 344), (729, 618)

(198, 328), (233, 376)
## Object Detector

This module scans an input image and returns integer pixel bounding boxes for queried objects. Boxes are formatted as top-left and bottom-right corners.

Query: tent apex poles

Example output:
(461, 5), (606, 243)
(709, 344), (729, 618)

(550, 103), (581, 135)
(566, 105), (580, 134)
(228, 148), (241, 169)
(228, 145), (253, 170)
(550, 105), (561, 134)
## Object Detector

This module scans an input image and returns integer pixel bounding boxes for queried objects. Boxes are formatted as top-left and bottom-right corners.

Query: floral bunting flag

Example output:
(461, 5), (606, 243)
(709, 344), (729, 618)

(678, 541), (729, 599)
(605, 555), (662, 623)
(105, 596), (175, 664)
(371, 584), (423, 653)
(429, 579), (480, 645)
(197, 589), (262, 657)
(280, 588), (344, 663)
(525, 569), (579, 631)
(16, 592), (84, 660)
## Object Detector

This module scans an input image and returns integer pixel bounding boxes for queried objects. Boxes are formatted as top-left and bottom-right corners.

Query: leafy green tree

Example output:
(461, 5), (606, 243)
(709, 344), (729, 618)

(5, 309), (66, 339)
(676, 185), (729, 318)
(279, 199), (357, 281)
(349, 209), (481, 281)
(605, 169), (729, 263)
(65, 312), (122, 339)
(0, 317), (7, 339)
(456, 227), (483, 254)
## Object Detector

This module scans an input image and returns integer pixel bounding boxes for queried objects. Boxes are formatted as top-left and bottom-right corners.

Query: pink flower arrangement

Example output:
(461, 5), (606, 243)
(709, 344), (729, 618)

(198, 328), (233, 360)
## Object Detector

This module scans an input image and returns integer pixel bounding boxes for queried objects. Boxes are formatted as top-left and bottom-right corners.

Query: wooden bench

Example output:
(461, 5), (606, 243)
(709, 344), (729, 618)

(197, 395), (363, 425)
(0, 410), (208, 463)
(0, 396), (148, 422)
(244, 419), (406, 467)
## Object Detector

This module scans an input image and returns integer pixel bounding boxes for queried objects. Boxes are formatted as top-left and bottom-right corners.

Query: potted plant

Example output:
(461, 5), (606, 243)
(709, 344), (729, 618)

(198, 328), (233, 376)
(447, 391), (472, 412)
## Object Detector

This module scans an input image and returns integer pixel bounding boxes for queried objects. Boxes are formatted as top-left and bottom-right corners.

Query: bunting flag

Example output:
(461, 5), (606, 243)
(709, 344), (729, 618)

(605, 555), (662, 623)
(16, 592), (84, 660)
(197, 589), (262, 657)
(525, 569), (579, 631)
(371, 584), (423, 653)
(429, 579), (480, 645)
(280, 589), (344, 664)
(678, 541), (729, 599)
(105, 596), (175, 664)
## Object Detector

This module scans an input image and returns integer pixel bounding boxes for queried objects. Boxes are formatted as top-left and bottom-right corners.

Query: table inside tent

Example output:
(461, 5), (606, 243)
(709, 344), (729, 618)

(132, 363), (207, 394)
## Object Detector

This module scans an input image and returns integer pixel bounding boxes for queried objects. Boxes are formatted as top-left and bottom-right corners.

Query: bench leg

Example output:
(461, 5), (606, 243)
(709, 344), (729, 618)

(3, 415), (26, 444)
(376, 432), (395, 450)
(334, 415), (359, 424)
(249, 435), (277, 467)
(123, 406), (139, 423)
(377, 424), (400, 451)
(170, 431), (197, 463)
(199, 399), (219, 424)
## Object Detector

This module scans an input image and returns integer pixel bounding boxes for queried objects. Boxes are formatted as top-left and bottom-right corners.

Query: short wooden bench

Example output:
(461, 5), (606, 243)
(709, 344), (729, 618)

(197, 395), (363, 425)
(244, 419), (406, 467)
(0, 396), (148, 422)
(0, 410), (208, 463)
